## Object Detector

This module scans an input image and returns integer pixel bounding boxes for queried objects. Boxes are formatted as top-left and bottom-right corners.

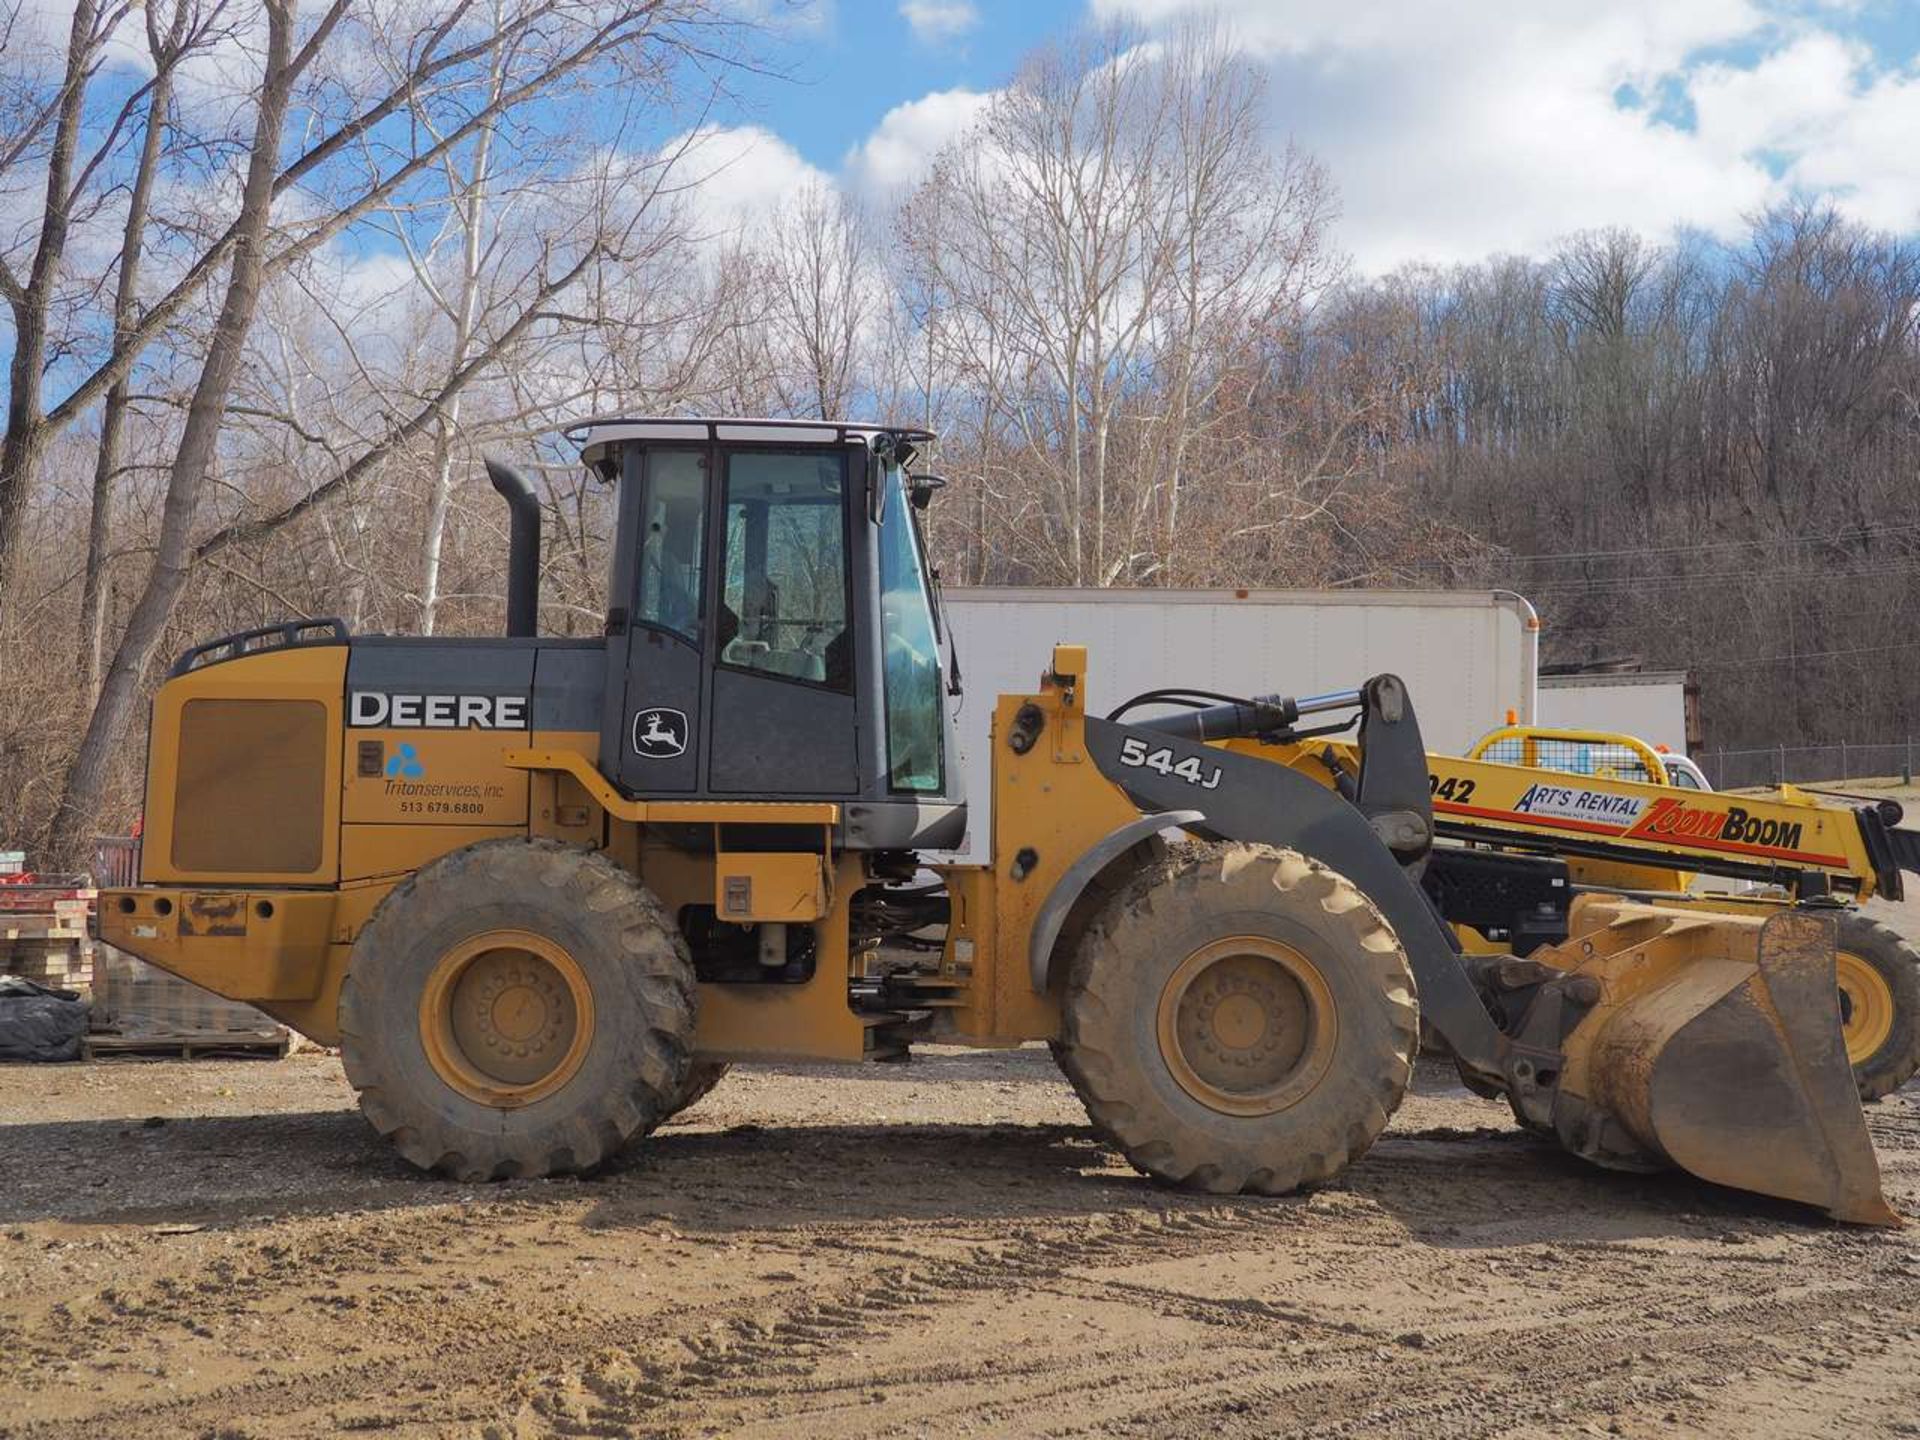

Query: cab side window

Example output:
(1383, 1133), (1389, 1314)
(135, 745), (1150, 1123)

(720, 452), (851, 692)
(877, 464), (944, 793)
(636, 449), (707, 642)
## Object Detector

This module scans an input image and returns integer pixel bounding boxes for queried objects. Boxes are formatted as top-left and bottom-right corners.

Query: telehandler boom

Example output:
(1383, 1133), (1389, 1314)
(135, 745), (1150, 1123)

(97, 418), (1897, 1225)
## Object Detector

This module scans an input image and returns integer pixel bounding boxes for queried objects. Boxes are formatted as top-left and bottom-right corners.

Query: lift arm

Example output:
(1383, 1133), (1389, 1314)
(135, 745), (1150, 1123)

(1096, 677), (1524, 1085)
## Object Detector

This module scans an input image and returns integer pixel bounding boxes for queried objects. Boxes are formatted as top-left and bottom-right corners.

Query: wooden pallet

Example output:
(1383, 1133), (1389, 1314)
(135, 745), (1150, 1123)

(3, 933), (92, 990)
(6, 970), (91, 991)
(2, 923), (87, 941)
(83, 1029), (291, 1060)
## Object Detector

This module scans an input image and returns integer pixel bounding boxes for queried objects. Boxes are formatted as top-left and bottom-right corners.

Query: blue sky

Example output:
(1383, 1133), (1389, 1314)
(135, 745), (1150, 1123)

(709, 0), (1920, 270)
(747, 1), (1064, 172)
(7, 0), (1918, 367)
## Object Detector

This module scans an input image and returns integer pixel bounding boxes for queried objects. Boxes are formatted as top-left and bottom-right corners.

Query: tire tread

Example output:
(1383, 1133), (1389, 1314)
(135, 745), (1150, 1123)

(338, 838), (695, 1182)
(1056, 842), (1417, 1195)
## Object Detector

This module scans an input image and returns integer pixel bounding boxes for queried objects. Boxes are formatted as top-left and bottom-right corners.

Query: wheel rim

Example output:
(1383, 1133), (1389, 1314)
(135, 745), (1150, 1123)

(420, 930), (595, 1108)
(1835, 950), (1894, 1066)
(1155, 936), (1338, 1117)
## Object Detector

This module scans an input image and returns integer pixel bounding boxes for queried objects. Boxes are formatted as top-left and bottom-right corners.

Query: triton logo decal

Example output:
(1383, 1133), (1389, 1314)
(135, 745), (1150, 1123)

(349, 692), (528, 729)
(384, 742), (425, 779)
(632, 707), (689, 758)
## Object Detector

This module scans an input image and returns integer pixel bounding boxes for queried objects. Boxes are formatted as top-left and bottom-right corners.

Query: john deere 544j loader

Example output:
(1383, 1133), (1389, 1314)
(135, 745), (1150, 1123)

(99, 418), (1898, 1225)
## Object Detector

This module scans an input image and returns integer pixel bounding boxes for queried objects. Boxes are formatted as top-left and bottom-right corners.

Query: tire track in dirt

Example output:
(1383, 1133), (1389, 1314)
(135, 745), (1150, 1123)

(8, 1055), (1918, 1438)
(4, 1194), (1335, 1438)
(1168, 1217), (1920, 1439)
(711, 1245), (1919, 1440)
(532, 1201), (1358, 1436)
(607, 1190), (1920, 1439)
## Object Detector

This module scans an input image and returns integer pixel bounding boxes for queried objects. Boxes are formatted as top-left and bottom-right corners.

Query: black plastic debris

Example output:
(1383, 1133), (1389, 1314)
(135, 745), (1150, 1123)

(0, 976), (89, 1062)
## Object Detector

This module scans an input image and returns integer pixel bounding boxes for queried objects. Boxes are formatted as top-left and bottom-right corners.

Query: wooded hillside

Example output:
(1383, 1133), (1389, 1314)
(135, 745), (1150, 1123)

(3, 9), (1916, 858)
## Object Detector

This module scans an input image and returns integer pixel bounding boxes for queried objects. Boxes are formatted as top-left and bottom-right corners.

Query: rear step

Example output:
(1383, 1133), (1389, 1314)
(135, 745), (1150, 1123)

(859, 1010), (929, 1062)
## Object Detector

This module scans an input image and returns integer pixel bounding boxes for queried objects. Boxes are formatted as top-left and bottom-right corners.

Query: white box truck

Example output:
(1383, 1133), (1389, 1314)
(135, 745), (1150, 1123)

(939, 587), (1539, 857)
(1537, 671), (1692, 756)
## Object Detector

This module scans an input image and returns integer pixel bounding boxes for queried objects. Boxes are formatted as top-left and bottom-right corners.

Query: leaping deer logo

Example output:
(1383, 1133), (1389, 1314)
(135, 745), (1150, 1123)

(632, 707), (689, 758)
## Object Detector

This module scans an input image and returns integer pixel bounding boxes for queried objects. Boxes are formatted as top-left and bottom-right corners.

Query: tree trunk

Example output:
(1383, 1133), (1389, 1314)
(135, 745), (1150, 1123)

(47, 0), (298, 867)
(419, 21), (502, 636)
(0, 0), (98, 601)
(79, 3), (184, 698)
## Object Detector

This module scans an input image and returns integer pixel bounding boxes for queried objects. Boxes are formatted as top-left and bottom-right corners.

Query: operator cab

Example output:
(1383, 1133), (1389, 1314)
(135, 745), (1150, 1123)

(573, 418), (964, 851)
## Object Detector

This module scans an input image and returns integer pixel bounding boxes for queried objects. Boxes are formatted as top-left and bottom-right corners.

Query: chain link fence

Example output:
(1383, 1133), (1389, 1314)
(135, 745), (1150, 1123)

(1695, 741), (1919, 790)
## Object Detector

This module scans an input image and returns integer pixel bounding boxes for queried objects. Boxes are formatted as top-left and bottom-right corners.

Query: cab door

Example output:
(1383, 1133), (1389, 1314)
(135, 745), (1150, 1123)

(615, 445), (708, 794)
(705, 448), (861, 796)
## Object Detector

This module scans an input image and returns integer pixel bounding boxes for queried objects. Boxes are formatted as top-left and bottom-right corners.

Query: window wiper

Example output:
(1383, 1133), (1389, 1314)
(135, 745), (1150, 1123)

(931, 567), (962, 697)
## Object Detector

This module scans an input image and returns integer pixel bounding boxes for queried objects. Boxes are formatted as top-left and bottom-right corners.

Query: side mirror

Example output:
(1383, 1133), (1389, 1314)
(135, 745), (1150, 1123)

(908, 473), (947, 511)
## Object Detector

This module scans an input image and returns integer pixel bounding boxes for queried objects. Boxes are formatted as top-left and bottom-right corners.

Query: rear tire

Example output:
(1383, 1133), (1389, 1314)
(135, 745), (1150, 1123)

(665, 1060), (731, 1118)
(339, 838), (695, 1180)
(1056, 843), (1418, 1194)
(1835, 911), (1920, 1102)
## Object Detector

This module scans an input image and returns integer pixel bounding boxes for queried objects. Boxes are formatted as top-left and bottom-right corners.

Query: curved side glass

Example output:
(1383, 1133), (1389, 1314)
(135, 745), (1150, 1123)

(877, 464), (944, 793)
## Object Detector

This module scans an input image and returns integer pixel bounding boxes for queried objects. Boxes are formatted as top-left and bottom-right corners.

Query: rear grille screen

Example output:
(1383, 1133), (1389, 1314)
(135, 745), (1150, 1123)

(171, 699), (327, 874)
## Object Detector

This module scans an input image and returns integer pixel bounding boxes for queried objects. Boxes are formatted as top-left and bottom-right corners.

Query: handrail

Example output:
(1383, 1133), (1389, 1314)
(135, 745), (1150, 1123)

(1466, 724), (1672, 786)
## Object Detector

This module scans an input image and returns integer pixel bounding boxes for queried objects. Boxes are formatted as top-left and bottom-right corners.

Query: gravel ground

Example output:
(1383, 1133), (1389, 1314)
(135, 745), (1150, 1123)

(5, 833), (1919, 1439)
(2, 1028), (1918, 1439)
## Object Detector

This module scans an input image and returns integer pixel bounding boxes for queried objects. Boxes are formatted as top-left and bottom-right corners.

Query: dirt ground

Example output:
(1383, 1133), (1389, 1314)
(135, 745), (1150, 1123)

(5, 888), (1920, 1439)
(2, 1003), (1918, 1440)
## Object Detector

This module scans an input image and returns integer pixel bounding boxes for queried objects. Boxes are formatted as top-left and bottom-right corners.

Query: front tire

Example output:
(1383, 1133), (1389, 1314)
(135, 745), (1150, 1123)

(1057, 843), (1418, 1194)
(339, 838), (696, 1180)
(1835, 911), (1920, 1101)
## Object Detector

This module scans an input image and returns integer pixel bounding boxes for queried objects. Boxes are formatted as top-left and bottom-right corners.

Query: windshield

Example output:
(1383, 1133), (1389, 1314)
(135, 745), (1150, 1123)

(878, 462), (944, 793)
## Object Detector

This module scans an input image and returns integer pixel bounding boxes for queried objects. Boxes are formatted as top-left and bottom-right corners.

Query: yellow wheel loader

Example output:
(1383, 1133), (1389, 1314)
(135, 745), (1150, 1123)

(1212, 722), (1920, 1102)
(98, 418), (1899, 1225)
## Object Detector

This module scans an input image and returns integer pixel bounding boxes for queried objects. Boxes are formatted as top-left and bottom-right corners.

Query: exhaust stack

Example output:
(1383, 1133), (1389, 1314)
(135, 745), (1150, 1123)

(485, 456), (540, 638)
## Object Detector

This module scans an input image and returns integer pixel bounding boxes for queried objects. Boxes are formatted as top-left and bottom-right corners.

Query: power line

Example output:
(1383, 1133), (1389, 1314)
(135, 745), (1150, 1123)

(1685, 639), (1920, 671)
(1516, 558), (1920, 594)
(1399, 517), (1920, 568)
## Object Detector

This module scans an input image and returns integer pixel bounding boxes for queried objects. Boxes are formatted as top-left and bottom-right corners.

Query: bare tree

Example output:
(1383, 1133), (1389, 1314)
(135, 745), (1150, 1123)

(0, 0), (141, 592)
(76, 0), (222, 697)
(766, 181), (874, 420)
(48, 0), (308, 863)
(1134, 24), (1336, 585)
(42, 0), (750, 862)
(408, 0), (510, 636)
(903, 22), (1338, 587)
(8, 11), (1920, 861)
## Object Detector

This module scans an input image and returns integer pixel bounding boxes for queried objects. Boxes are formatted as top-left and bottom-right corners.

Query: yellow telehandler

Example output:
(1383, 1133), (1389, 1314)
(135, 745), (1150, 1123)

(97, 418), (1898, 1224)
(1207, 723), (1920, 1100)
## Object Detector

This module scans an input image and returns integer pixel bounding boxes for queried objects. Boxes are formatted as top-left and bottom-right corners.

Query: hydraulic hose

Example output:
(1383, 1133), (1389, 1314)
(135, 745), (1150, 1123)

(1132, 688), (1363, 743)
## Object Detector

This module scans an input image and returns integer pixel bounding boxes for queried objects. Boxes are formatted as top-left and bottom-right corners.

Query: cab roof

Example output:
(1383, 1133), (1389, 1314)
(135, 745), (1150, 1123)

(568, 416), (937, 475)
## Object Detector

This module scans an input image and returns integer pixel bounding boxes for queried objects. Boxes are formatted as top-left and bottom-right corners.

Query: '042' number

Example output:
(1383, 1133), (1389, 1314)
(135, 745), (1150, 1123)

(1118, 736), (1223, 790)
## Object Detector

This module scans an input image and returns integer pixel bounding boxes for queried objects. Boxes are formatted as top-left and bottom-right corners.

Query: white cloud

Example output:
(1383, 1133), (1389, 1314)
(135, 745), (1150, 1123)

(1690, 32), (1920, 234)
(657, 124), (833, 238)
(899, 0), (980, 44)
(331, 247), (418, 312)
(1089, 0), (1918, 269)
(842, 87), (993, 196)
